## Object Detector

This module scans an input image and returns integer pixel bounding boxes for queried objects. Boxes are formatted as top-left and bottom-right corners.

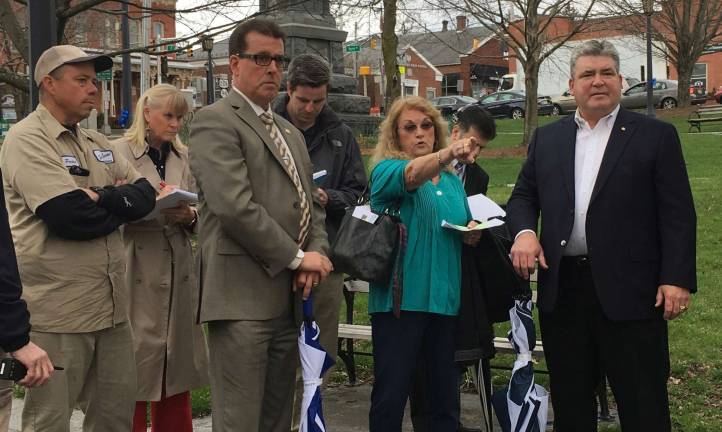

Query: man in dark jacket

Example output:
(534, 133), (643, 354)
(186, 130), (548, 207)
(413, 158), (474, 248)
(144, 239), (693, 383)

(273, 53), (366, 430)
(273, 53), (367, 354)
(1, 171), (55, 429)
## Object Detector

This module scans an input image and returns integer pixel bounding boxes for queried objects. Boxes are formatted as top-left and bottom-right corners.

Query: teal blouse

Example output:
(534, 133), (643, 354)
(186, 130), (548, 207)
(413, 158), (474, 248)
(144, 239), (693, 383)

(368, 159), (471, 316)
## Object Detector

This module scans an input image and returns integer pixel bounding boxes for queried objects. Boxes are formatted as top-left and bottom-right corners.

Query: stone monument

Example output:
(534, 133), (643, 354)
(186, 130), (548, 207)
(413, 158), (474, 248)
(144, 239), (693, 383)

(262, 0), (380, 134)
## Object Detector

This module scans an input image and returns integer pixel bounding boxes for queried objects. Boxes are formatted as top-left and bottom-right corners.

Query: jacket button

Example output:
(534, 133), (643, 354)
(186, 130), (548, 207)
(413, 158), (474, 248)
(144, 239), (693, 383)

(560, 240), (567, 247)
(293, 202), (300, 209)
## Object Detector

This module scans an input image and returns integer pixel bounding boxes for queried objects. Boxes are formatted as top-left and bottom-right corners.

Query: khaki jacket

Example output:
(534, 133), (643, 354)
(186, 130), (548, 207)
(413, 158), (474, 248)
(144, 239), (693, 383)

(189, 90), (329, 324)
(113, 138), (208, 400)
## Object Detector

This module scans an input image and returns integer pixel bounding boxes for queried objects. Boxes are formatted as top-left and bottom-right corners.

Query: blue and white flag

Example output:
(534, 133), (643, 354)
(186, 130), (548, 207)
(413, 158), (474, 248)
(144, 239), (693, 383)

(492, 300), (549, 432)
(299, 296), (335, 432)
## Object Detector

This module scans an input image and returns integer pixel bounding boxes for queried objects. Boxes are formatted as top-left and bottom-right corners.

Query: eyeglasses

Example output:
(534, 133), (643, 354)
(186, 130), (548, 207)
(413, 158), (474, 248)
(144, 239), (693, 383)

(400, 121), (435, 133)
(235, 53), (290, 68)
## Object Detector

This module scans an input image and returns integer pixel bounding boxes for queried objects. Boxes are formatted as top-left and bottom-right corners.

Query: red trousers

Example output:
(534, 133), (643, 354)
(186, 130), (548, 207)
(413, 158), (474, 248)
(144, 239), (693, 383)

(132, 391), (193, 432)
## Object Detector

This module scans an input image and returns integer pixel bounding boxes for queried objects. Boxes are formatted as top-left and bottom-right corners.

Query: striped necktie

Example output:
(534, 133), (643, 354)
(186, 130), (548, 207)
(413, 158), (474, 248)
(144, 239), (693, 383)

(259, 112), (311, 246)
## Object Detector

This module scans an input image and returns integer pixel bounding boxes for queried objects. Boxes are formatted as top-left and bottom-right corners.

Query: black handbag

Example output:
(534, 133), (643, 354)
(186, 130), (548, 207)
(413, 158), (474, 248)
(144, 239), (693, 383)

(330, 199), (399, 283)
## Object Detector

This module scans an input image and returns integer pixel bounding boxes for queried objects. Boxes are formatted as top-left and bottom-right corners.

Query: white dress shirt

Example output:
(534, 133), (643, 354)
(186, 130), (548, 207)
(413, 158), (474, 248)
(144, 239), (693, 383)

(232, 85), (305, 269)
(565, 104), (620, 256)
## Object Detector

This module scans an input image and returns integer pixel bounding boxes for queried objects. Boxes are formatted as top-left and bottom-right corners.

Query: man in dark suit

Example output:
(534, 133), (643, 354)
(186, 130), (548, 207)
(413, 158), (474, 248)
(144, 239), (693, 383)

(506, 40), (696, 431)
(189, 19), (332, 432)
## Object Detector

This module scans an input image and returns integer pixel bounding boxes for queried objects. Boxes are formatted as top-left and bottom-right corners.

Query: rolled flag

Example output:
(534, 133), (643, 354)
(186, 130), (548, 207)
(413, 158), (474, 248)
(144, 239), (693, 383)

(299, 295), (336, 432)
(492, 299), (549, 432)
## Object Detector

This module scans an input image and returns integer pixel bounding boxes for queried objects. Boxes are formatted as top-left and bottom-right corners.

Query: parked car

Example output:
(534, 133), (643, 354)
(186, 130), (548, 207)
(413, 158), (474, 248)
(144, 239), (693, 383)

(475, 91), (555, 119)
(550, 90), (576, 115)
(430, 95), (479, 116)
(621, 79), (706, 110)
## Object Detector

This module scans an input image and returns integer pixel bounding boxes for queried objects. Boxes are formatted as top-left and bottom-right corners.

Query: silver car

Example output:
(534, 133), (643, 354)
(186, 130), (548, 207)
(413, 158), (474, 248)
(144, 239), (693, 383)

(621, 79), (706, 109)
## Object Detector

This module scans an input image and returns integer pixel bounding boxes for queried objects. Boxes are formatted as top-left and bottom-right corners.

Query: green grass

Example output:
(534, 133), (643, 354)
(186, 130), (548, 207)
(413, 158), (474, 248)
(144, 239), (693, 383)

(336, 112), (722, 431)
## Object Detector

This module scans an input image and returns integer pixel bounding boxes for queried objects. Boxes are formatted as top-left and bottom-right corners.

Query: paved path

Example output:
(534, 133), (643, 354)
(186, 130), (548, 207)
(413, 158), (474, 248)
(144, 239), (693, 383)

(9, 384), (498, 431)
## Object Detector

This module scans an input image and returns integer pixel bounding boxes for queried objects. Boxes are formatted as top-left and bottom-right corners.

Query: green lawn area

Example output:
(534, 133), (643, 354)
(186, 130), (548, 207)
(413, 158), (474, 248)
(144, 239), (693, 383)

(335, 113), (722, 431)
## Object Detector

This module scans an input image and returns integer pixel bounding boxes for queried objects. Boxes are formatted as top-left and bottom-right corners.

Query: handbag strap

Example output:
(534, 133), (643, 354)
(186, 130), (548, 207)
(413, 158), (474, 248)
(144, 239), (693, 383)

(392, 222), (408, 319)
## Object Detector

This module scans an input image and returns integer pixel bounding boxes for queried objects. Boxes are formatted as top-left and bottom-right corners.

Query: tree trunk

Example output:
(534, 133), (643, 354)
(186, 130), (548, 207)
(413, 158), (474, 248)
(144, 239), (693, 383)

(381, 0), (400, 110)
(676, 62), (694, 108)
(522, 62), (541, 146)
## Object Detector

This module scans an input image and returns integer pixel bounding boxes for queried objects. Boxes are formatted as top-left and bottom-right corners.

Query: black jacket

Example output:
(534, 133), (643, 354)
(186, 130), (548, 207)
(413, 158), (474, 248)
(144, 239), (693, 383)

(507, 108), (696, 320)
(0, 171), (30, 353)
(274, 96), (367, 242)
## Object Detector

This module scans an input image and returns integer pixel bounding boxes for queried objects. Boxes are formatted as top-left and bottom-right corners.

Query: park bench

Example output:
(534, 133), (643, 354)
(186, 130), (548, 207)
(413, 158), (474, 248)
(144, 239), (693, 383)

(336, 276), (544, 386)
(687, 105), (722, 132)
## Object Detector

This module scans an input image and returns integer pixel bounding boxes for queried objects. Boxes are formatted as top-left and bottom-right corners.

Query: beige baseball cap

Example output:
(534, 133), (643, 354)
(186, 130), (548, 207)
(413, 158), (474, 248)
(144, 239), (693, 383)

(34, 45), (113, 86)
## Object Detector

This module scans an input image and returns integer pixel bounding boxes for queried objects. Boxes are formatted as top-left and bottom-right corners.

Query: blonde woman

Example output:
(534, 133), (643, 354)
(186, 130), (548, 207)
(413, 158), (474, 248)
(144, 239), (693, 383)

(113, 84), (208, 432)
(368, 96), (482, 432)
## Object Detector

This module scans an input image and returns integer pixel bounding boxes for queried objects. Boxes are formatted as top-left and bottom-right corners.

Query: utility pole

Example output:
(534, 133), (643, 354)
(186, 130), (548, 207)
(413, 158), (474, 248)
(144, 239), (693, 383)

(354, 22), (358, 78)
(121, 1), (132, 126)
(645, 9), (654, 117)
(141, 0), (151, 96)
(28, 0), (57, 110)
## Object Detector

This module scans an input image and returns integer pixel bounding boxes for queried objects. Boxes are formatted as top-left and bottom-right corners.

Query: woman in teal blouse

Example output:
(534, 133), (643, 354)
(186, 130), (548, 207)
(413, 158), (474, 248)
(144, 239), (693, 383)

(368, 96), (484, 431)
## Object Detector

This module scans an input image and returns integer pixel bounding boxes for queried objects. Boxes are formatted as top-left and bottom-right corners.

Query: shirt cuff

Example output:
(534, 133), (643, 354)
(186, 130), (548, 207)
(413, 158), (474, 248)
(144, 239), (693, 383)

(287, 249), (304, 270)
(514, 229), (536, 241)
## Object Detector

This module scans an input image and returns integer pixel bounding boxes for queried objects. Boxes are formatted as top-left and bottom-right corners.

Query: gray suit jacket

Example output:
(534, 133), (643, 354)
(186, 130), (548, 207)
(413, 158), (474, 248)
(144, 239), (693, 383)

(189, 90), (329, 324)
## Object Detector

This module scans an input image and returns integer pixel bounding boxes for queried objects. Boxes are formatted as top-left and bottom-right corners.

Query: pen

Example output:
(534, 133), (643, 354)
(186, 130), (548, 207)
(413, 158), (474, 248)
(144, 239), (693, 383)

(159, 181), (167, 188)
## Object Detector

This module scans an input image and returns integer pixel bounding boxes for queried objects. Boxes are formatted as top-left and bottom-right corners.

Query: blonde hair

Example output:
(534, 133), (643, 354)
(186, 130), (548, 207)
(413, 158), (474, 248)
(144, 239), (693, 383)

(371, 96), (449, 167)
(124, 83), (189, 152)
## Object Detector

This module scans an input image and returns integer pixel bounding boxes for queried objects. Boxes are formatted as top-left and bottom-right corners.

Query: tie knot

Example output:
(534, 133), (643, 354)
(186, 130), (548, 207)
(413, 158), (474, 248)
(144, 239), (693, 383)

(259, 112), (274, 126)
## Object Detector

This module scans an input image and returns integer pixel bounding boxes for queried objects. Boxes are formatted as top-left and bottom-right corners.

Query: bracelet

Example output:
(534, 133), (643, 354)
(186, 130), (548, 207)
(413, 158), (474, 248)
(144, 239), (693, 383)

(437, 151), (449, 168)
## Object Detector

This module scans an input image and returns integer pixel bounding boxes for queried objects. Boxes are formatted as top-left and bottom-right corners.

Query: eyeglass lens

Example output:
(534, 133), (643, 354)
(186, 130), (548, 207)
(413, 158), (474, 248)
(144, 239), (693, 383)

(401, 121), (434, 133)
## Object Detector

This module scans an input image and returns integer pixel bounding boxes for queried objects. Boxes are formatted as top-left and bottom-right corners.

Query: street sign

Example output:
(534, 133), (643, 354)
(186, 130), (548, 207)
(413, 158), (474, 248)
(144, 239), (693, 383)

(166, 44), (175, 51)
(359, 66), (371, 75)
(398, 66), (406, 74)
(346, 44), (360, 53)
(97, 69), (112, 81)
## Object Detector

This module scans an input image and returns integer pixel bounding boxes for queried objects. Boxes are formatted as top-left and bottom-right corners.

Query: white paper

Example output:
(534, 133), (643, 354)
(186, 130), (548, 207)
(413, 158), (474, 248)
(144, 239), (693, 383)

(351, 205), (379, 224)
(441, 218), (504, 232)
(467, 193), (506, 221)
(313, 170), (328, 182)
(143, 189), (198, 220)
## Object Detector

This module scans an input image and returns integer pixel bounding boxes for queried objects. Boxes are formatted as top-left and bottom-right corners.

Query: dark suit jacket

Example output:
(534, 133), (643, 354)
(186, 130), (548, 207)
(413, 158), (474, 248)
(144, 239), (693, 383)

(1, 171), (31, 352)
(506, 108), (696, 321)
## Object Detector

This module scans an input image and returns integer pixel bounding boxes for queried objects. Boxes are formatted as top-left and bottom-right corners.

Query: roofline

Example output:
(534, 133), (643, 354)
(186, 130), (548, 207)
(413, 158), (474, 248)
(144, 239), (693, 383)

(403, 44), (444, 80)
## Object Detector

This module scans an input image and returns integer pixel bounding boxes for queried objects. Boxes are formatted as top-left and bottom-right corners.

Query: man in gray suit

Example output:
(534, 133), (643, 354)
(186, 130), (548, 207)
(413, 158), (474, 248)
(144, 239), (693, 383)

(189, 18), (333, 432)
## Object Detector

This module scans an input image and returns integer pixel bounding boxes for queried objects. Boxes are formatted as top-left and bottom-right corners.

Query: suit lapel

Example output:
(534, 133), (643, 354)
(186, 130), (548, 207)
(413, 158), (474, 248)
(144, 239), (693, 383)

(590, 108), (636, 204)
(559, 116), (577, 204)
(164, 149), (184, 189)
(227, 91), (292, 182)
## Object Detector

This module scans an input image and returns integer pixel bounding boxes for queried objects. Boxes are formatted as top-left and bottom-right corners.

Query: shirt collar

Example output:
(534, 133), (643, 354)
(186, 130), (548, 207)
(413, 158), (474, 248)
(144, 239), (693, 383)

(37, 104), (73, 140)
(232, 85), (273, 117)
(37, 103), (97, 143)
(574, 104), (620, 129)
(132, 139), (178, 160)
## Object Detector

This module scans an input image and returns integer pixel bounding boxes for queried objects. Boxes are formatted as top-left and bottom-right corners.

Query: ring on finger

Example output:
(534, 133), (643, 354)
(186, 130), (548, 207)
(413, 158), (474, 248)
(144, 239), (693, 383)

(679, 304), (688, 312)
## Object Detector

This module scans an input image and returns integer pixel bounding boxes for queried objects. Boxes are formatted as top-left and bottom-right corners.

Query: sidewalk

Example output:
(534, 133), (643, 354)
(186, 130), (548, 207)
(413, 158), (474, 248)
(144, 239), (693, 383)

(9, 383), (497, 431)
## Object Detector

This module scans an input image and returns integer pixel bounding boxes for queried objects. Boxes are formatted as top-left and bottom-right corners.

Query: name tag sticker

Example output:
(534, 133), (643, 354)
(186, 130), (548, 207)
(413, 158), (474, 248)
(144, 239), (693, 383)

(61, 155), (79, 167)
(351, 205), (379, 224)
(93, 149), (115, 164)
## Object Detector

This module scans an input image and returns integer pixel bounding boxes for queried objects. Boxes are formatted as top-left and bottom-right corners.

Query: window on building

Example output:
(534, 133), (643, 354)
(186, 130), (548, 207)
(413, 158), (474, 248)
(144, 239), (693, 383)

(129, 20), (140, 47)
(105, 18), (118, 48)
(426, 88), (436, 99)
(442, 73), (460, 95)
(154, 22), (165, 40)
(691, 63), (707, 92)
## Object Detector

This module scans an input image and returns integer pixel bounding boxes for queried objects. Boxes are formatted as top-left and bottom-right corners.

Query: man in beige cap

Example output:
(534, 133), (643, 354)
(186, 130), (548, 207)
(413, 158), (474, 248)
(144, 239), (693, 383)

(0, 45), (157, 431)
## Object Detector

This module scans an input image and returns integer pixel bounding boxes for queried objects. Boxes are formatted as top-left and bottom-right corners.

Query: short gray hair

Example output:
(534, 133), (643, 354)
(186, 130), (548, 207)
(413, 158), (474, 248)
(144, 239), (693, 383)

(287, 54), (330, 90)
(570, 40), (620, 78)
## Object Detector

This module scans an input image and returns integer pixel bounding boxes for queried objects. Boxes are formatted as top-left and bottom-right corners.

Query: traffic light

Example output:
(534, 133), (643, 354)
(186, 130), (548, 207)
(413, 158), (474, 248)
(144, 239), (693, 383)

(160, 56), (169, 76)
(187, 47), (193, 58)
(370, 38), (377, 49)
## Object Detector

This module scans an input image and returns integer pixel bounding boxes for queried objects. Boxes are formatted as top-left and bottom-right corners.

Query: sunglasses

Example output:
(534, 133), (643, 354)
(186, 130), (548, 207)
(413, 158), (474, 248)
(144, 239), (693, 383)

(235, 53), (290, 68)
(400, 121), (435, 133)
